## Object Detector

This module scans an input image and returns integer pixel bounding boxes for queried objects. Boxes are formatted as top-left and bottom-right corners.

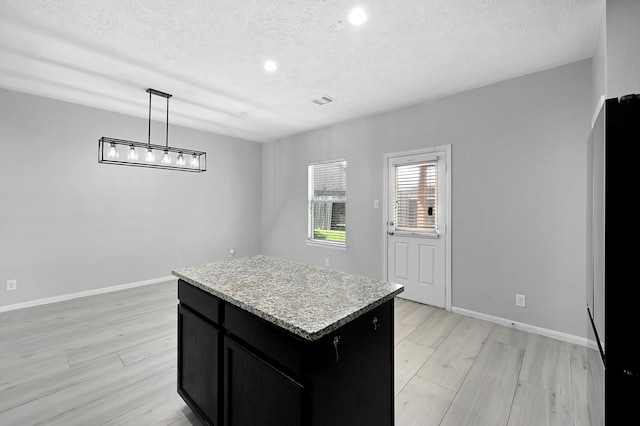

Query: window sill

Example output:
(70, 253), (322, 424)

(306, 240), (347, 251)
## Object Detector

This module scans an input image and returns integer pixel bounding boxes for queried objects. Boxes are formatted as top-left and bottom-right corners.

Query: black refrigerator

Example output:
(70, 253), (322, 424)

(586, 94), (640, 425)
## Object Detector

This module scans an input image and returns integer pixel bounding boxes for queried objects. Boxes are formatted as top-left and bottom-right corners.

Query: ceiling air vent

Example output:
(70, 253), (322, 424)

(312, 95), (336, 106)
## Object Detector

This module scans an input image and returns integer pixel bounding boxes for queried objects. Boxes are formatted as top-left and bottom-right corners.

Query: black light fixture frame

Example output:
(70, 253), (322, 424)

(98, 88), (207, 172)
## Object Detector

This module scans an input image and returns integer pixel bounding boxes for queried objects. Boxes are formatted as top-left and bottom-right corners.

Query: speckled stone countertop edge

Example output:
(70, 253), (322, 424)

(172, 260), (404, 342)
(301, 288), (404, 340)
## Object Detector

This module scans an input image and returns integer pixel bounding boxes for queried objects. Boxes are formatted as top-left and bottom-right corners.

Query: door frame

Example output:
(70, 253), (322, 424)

(382, 144), (452, 311)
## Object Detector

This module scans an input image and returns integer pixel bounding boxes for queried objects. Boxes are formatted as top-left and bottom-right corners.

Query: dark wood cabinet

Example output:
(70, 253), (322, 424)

(177, 304), (221, 426)
(224, 337), (304, 426)
(307, 301), (393, 426)
(177, 279), (395, 426)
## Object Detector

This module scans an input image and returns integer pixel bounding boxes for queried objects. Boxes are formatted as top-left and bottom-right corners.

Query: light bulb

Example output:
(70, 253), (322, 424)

(145, 148), (155, 162)
(127, 145), (138, 160)
(176, 152), (185, 166)
(264, 60), (277, 72)
(161, 149), (171, 164)
(107, 142), (119, 158)
(191, 154), (199, 168)
(349, 8), (367, 25)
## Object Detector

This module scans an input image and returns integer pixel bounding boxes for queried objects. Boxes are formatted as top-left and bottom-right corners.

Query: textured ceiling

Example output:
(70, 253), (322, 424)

(0, 0), (603, 142)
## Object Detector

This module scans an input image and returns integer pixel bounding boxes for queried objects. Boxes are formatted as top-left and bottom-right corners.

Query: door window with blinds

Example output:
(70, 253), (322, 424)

(393, 159), (438, 233)
(308, 159), (346, 246)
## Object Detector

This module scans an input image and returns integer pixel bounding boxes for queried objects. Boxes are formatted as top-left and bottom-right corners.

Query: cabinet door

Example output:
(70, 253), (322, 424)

(309, 301), (394, 426)
(224, 337), (305, 426)
(178, 304), (221, 426)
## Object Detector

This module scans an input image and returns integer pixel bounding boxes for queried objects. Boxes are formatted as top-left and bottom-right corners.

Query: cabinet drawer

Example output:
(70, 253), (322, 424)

(178, 279), (222, 325)
(225, 304), (305, 376)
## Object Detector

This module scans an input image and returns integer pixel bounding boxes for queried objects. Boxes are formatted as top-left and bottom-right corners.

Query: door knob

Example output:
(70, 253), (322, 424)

(388, 231), (394, 236)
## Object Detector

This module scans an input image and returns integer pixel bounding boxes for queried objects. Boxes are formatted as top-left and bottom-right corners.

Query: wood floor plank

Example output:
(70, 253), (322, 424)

(395, 298), (437, 327)
(416, 317), (492, 392)
(488, 323), (528, 349)
(66, 320), (176, 366)
(117, 333), (177, 366)
(7, 297), (92, 321)
(90, 291), (176, 315)
(167, 407), (202, 425)
(101, 384), (188, 426)
(41, 366), (178, 425)
(395, 375), (455, 426)
(394, 340), (435, 397)
(101, 304), (175, 333)
(0, 351), (69, 391)
(507, 381), (574, 426)
(0, 348), (65, 375)
(0, 353), (124, 413)
(519, 334), (572, 397)
(0, 315), (112, 357)
(44, 309), (174, 367)
(440, 339), (524, 426)
(406, 309), (463, 349)
(0, 307), (95, 337)
(569, 343), (590, 426)
(105, 299), (177, 325)
(0, 312), (11, 326)
(456, 316), (495, 341)
(0, 349), (175, 425)
(394, 321), (416, 346)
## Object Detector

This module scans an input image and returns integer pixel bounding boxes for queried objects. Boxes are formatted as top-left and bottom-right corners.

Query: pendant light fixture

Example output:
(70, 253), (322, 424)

(98, 88), (206, 172)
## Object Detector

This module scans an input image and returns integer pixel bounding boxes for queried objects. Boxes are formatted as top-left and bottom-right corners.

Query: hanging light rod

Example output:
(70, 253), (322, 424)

(98, 88), (207, 172)
(146, 88), (172, 98)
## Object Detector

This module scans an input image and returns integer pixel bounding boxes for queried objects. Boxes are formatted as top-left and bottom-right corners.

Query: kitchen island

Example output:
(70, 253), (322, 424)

(172, 255), (403, 426)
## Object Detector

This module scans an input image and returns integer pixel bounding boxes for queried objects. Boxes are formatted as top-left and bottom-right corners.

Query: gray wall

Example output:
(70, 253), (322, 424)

(262, 60), (592, 338)
(606, 0), (640, 98)
(0, 88), (262, 308)
(591, 0), (640, 114)
(591, 8), (607, 114)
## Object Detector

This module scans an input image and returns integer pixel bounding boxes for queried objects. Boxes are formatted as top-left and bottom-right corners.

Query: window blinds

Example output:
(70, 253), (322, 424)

(308, 159), (346, 243)
(394, 161), (437, 232)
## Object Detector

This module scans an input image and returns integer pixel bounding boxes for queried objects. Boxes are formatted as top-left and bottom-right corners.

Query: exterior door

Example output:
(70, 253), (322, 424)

(386, 149), (448, 307)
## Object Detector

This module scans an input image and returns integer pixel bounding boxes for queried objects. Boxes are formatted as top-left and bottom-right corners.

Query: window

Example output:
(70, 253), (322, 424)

(308, 159), (346, 246)
(394, 160), (437, 233)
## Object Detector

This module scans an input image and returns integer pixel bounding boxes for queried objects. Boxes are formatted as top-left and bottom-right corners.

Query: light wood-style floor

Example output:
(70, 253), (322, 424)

(0, 281), (590, 425)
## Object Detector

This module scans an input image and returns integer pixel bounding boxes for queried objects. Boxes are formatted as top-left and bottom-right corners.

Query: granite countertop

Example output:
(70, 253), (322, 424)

(172, 255), (403, 341)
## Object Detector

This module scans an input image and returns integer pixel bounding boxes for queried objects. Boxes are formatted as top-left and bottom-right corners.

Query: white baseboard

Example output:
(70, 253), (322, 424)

(0, 276), (176, 313)
(452, 306), (593, 349)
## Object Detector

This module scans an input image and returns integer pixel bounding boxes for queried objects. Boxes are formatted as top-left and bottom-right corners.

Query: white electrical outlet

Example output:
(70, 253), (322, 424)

(373, 200), (379, 209)
(7, 279), (17, 291)
(325, 258), (330, 266)
(516, 294), (526, 307)
(228, 248), (235, 257)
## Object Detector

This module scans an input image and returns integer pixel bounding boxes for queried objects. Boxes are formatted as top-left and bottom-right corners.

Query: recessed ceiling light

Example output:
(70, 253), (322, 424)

(348, 8), (367, 25)
(264, 60), (277, 72)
